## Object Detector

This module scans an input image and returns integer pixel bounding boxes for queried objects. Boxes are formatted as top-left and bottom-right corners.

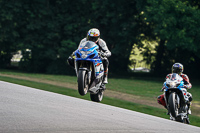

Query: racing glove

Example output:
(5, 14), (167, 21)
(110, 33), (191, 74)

(101, 52), (107, 57)
(160, 87), (165, 92)
(184, 85), (190, 89)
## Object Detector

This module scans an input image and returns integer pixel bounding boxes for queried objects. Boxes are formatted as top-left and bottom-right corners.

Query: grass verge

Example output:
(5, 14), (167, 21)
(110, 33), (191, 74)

(0, 75), (200, 127)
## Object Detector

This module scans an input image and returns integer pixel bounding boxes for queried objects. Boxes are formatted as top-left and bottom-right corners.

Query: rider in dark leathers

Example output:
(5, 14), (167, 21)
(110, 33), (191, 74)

(157, 63), (192, 120)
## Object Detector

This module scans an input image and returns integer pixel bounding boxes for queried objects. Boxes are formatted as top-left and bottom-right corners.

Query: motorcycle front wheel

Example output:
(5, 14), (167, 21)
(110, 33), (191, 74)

(168, 92), (179, 118)
(78, 69), (88, 96)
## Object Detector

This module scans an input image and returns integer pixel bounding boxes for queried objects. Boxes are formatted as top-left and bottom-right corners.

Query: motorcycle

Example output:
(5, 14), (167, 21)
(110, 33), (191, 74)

(163, 73), (190, 124)
(74, 41), (105, 102)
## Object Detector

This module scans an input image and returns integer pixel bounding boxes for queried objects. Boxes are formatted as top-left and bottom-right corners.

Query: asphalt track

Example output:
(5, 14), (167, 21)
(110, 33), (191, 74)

(1, 81), (200, 133)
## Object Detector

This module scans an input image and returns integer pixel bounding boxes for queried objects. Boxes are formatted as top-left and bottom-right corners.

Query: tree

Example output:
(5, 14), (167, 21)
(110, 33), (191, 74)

(142, 0), (200, 76)
(0, 0), (21, 68)
(0, 0), (146, 73)
(89, 0), (145, 72)
(1, 0), (199, 77)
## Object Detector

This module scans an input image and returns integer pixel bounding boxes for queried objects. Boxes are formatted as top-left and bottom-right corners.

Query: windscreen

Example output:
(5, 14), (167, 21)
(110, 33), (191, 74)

(170, 73), (181, 81)
(79, 41), (97, 50)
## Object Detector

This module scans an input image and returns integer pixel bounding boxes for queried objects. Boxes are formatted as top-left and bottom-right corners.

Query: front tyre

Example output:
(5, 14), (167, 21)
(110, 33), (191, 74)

(90, 90), (104, 102)
(168, 92), (179, 118)
(78, 70), (88, 96)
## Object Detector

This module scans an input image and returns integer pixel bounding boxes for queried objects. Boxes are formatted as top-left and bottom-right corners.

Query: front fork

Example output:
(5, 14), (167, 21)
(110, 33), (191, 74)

(164, 92), (180, 113)
(87, 71), (91, 85)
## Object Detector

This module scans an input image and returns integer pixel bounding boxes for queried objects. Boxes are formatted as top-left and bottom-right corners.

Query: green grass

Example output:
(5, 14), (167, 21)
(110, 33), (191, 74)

(108, 78), (162, 98)
(0, 69), (77, 84)
(2, 69), (199, 101)
(0, 69), (200, 127)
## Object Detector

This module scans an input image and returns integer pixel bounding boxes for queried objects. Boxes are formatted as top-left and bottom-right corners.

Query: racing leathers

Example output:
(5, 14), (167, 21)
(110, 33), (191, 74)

(68, 38), (111, 84)
(80, 38), (111, 84)
(157, 73), (192, 113)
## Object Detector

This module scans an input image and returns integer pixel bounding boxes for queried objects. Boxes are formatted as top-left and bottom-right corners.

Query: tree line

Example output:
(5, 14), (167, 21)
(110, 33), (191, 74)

(0, 0), (199, 78)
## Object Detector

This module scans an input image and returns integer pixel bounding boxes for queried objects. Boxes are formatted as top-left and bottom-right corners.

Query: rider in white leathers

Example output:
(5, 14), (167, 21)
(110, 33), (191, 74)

(68, 28), (111, 84)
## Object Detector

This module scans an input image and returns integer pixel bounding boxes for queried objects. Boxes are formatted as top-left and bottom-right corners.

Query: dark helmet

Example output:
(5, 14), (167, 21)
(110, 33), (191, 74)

(172, 63), (183, 75)
(86, 28), (100, 43)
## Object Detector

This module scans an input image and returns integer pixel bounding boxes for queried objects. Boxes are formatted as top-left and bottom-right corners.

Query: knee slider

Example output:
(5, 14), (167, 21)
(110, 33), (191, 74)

(157, 96), (161, 103)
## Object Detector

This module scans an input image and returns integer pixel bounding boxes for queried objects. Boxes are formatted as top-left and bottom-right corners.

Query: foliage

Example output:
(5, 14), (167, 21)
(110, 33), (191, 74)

(0, 1), (19, 67)
(0, 0), (200, 78)
(0, 0), (145, 73)
(142, 0), (200, 76)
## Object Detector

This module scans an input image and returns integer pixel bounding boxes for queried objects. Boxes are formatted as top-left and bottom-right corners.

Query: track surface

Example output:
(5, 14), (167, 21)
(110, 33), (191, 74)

(1, 81), (200, 133)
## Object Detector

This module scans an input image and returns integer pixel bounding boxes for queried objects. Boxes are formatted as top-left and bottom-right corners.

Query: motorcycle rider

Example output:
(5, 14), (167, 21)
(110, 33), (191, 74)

(157, 63), (192, 115)
(68, 28), (111, 84)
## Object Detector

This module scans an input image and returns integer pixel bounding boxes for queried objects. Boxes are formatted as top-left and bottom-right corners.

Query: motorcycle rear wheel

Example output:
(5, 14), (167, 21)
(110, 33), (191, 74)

(184, 117), (190, 124)
(90, 90), (103, 102)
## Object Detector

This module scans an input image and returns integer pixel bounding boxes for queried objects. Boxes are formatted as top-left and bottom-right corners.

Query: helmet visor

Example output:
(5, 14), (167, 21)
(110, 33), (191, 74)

(172, 68), (181, 74)
(87, 36), (99, 42)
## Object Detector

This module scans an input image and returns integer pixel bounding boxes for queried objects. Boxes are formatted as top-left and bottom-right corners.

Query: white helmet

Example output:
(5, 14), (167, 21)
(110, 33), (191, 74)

(86, 28), (100, 43)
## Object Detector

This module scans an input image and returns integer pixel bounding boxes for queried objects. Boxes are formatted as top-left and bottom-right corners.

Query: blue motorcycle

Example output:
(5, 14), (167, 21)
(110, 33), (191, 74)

(163, 73), (190, 124)
(74, 41), (105, 102)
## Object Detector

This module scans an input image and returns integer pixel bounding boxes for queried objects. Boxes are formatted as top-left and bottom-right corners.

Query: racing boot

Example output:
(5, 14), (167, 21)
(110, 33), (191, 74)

(103, 69), (108, 84)
(188, 108), (191, 114)
(103, 76), (108, 84)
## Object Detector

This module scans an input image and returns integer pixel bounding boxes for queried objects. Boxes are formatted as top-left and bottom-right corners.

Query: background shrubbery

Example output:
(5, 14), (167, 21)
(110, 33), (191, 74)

(0, 0), (200, 78)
